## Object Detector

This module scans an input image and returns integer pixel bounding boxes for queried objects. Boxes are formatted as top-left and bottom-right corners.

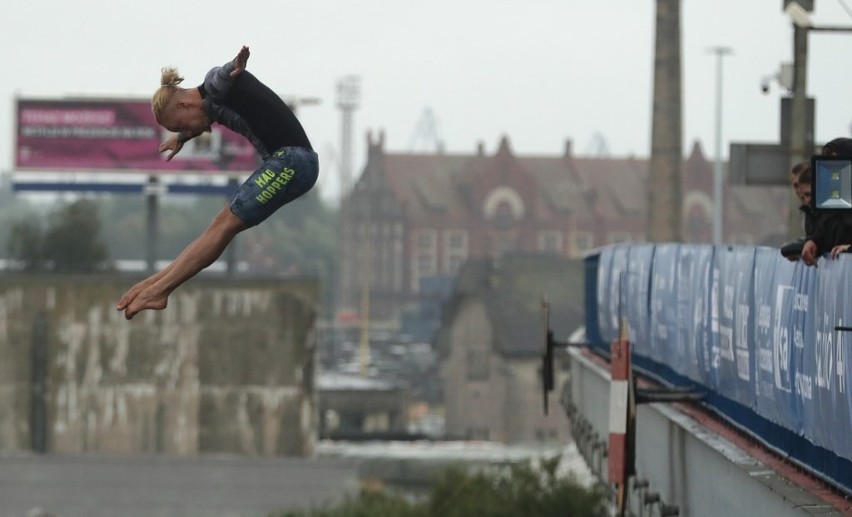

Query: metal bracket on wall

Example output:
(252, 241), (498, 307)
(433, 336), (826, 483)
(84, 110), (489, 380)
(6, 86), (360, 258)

(635, 385), (705, 405)
(539, 298), (582, 415)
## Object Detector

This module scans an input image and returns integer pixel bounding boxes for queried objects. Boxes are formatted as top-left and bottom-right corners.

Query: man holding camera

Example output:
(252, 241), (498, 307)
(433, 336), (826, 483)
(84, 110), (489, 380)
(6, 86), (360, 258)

(800, 138), (852, 266)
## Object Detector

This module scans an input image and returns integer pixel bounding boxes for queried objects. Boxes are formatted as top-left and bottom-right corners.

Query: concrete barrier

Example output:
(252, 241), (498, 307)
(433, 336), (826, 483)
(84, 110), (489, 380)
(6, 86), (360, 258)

(566, 347), (846, 516)
(0, 274), (318, 456)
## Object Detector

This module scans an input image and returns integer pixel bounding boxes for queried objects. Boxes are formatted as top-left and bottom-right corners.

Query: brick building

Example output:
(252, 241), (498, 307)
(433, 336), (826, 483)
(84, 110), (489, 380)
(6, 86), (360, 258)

(337, 132), (788, 322)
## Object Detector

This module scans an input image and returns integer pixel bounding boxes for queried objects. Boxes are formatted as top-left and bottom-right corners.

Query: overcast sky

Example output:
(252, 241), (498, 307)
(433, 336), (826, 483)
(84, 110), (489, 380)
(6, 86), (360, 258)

(3, 0), (852, 203)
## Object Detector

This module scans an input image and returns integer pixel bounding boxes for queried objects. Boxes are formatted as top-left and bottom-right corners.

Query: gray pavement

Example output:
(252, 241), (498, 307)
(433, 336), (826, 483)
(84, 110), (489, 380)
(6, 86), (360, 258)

(0, 453), (360, 517)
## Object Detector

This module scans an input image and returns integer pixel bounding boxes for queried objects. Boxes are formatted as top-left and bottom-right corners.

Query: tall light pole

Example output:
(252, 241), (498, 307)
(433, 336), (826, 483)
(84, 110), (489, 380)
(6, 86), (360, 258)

(786, 1), (812, 240)
(336, 75), (361, 200)
(709, 46), (732, 246)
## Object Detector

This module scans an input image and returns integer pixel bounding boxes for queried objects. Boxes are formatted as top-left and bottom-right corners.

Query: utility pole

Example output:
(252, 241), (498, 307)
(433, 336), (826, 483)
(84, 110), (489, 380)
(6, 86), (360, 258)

(709, 47), (732, 246)
(787, 0), (812, 239)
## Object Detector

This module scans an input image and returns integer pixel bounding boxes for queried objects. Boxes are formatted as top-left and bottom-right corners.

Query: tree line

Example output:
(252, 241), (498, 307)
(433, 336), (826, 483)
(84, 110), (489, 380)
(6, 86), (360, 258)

(1, 184), (339, 310)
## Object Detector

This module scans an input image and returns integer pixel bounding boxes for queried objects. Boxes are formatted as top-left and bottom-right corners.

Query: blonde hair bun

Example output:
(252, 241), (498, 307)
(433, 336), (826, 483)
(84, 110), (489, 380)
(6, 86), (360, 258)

(160, 67), (184, 88)
(152, 67), (185, 120)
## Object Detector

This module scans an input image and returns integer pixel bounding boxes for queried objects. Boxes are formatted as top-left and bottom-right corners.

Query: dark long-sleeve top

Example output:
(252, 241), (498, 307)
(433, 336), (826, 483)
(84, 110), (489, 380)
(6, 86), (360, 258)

(807, 209), (852, 255)
(197, 60), (312, 160)
(800, 204), (815, 237)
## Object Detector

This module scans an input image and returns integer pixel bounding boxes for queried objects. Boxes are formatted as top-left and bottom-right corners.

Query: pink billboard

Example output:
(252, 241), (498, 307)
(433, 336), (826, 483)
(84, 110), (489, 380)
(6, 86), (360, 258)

(15, 98), (260, 173)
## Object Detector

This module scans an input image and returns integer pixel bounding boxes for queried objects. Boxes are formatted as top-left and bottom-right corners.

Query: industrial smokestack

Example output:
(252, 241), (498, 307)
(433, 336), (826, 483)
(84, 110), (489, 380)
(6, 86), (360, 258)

(647, 0), (683, 242)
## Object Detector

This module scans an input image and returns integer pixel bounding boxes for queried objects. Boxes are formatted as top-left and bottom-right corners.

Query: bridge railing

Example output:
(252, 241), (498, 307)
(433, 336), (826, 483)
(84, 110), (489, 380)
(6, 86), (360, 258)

(584, 243), (852, 495)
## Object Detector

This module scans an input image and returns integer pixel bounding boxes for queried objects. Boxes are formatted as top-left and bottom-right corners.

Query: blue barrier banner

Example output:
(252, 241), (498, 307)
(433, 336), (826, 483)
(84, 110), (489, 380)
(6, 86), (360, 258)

(790, 256), (816, 435)
(597, 245), (632, 343)
(676, 245), (714, 384)
(840, 259), (852, 458)
(591, 244), (852, 465)
(810, 258), (852, 457)
(625, 245), (655, 351)
(753, 248), (794, 428)
(650, 244), (679, 364)
(717, 246), (756, 407)
(596, 245), (617, 344)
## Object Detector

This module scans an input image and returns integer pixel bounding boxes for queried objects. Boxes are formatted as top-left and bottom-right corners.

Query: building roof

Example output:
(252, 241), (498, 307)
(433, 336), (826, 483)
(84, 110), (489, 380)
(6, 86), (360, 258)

(361, 136), (788, 242)
(382, 154), (479, 220)
(569, 156), (647, 222)
(520, 155), (590, 217)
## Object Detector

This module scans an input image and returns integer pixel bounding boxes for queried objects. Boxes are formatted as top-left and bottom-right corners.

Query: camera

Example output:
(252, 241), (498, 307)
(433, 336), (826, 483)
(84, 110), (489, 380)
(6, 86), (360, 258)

(811, 155), (852, 212)
(780, 237), (805, 258)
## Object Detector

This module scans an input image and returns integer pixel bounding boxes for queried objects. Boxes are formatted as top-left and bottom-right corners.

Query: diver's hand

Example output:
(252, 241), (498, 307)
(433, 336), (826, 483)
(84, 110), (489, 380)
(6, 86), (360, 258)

(159, 135), (184, 161)
(231, 46), (250, 77)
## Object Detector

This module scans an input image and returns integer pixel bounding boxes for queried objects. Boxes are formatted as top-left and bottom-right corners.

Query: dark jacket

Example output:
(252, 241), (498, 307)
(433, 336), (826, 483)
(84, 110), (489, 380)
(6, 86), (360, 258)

(780, 205), (817, 259)
(807, 209), (852, 255)
(800, 203), (815, 237)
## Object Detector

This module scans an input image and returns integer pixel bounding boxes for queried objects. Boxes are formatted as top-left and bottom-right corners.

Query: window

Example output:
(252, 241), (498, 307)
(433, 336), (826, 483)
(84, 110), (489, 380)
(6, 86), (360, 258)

(537, 231), (563, 254)
(410, 229), (437, 292)
(492, 202), (516, 230)
(417, 254), (435, 274)
(573, 232), (594, 255)
(443, 229), (468, 274)
(392, 234), (403, 290)
(417, 230), (436, 250)
(447, 230), (467, 249)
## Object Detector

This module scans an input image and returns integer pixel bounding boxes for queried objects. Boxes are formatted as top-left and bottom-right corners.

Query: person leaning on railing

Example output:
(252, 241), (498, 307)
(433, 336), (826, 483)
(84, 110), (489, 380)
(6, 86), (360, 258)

(780, 160), (813, 261)
(800, 138), (852, 266)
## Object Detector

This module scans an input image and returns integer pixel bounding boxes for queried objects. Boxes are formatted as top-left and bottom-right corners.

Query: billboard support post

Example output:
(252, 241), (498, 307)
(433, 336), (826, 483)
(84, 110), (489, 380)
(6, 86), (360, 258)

(226, 176), (239, 276)
(144, 175), (163, 274)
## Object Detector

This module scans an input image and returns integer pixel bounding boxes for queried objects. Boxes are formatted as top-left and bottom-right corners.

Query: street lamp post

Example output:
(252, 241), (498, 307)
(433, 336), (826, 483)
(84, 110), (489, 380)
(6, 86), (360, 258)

(787, 3), (812, 240)
(709, 46), (732, 246)
(782, 1), (852, 238)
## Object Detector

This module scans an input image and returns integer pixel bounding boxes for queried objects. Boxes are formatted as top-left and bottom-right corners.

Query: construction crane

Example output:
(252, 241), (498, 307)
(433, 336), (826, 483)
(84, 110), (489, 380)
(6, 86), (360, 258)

(409, 107), (444, 153)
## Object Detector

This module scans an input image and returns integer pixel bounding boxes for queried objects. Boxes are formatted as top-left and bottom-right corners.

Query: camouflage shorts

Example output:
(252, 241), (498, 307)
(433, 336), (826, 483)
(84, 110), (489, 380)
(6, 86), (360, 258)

(229, 146), (319, 227)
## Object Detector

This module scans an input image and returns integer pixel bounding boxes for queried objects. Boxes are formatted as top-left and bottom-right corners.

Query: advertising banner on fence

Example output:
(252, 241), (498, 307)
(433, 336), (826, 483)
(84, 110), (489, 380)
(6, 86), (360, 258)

(15, 98), (259, 173)
(593, 243), (852, 464)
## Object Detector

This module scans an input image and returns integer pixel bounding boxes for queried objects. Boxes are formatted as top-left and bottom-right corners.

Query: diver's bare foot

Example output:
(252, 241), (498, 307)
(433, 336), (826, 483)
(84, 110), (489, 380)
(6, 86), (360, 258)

(117, 286), (168, 320)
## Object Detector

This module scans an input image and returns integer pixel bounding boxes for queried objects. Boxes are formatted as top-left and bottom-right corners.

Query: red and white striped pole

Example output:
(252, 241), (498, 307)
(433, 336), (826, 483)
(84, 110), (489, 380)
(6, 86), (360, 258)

(609, 322), (632, 514)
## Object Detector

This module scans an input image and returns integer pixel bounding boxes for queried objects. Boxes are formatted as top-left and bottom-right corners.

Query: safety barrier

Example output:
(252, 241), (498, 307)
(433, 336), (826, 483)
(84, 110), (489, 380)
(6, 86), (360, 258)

(584, 244), (852, 495)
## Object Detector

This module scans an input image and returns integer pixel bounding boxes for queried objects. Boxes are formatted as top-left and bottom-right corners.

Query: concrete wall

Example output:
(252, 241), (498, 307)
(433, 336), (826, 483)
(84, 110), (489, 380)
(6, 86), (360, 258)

(0, 274), (318, 457)
(566, 348), (843, 516)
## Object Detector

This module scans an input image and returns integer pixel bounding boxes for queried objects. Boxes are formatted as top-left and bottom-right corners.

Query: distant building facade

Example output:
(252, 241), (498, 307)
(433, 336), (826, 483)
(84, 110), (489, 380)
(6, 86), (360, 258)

(338, 133), (788, 322)
(434, 255), (584, 443)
